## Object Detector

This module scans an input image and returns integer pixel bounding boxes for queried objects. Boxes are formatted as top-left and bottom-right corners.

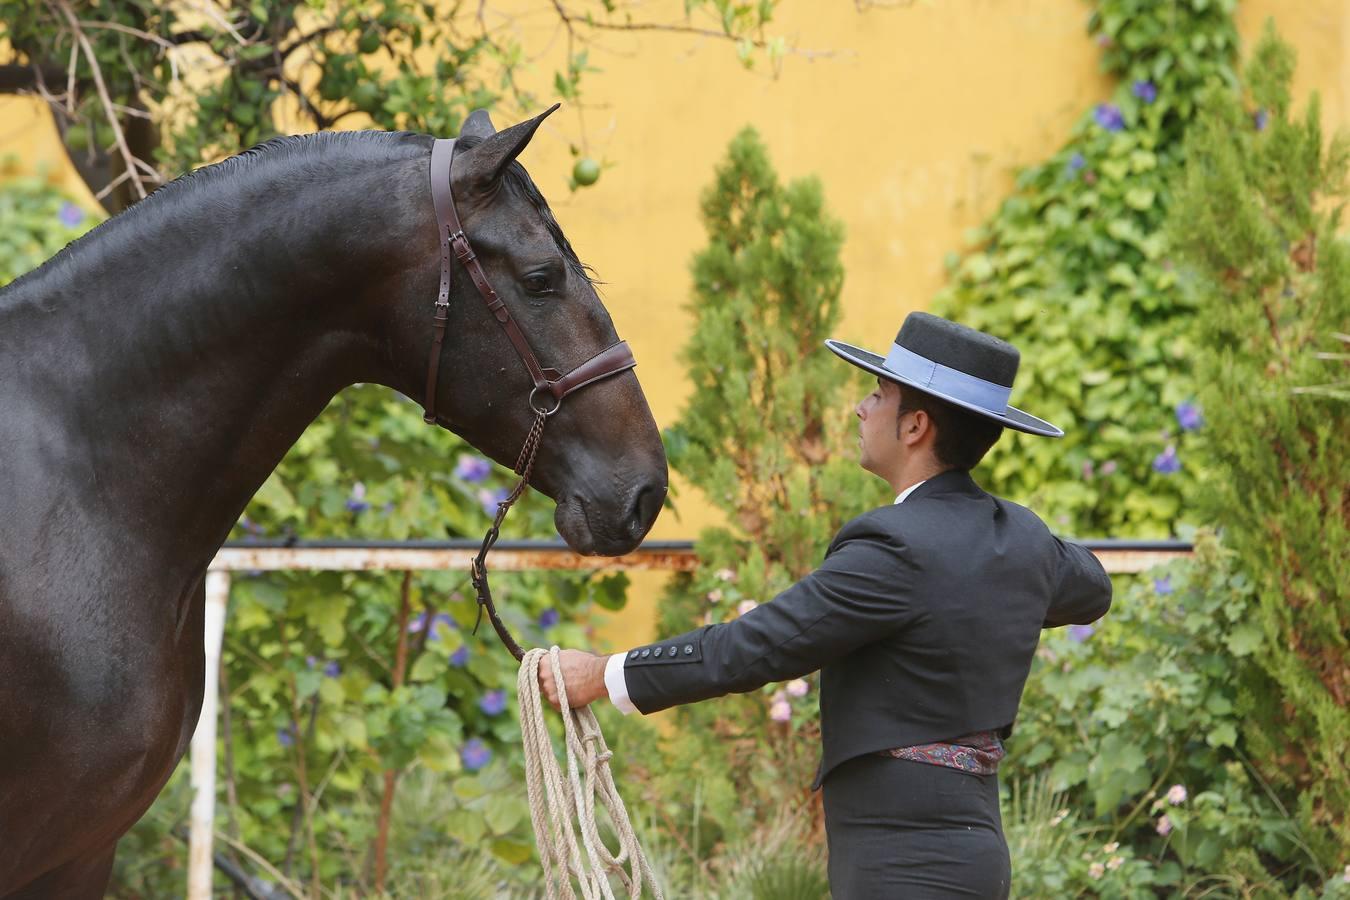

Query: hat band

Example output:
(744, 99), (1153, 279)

(883, 343), (1012, 414)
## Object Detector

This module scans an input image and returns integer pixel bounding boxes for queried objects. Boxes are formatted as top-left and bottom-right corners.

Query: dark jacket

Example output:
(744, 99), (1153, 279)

(620, 469), (1112, 789)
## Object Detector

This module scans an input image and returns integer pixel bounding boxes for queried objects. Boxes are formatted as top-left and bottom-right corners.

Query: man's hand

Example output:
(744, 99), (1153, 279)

(538, 649), (609, 710)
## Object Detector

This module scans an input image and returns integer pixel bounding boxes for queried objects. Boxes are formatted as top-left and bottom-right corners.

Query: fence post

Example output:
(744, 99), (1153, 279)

(188, 570), (231, 900)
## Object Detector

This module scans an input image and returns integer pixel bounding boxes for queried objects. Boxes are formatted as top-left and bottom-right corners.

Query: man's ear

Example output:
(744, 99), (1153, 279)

(456, 104), (560, 192)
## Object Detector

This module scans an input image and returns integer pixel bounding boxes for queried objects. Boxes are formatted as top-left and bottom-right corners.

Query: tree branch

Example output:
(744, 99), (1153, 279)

(53, 0), (149, 200)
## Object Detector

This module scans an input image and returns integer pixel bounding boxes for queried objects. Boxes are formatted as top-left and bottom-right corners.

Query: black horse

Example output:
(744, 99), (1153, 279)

(0, 107), (667, 897)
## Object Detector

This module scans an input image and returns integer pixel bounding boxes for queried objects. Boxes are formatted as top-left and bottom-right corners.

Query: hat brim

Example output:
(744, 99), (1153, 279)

(825, 339), (1064, 438)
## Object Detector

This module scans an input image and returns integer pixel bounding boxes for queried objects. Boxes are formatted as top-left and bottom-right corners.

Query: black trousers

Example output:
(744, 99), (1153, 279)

(822, 754), (1011, 899)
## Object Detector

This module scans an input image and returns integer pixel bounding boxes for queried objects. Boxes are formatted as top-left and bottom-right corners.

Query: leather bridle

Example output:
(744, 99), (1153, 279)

(421, 138), (638, 660)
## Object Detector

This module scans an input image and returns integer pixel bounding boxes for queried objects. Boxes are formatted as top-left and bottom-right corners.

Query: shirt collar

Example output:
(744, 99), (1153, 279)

(894, 480), (926, 504)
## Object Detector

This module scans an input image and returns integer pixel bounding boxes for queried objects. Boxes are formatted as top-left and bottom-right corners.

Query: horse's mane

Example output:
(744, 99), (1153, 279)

(3, 128), (595, 295)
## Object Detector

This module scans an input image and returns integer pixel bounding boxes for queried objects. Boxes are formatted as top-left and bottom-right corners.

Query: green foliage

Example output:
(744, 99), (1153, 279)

(933, 0), (1241, 538)
(0, 0), (790, 212)
(1008, 535), (1343, 895)
(0, 168), (99, 282)
(1168, 23), (1350, 858)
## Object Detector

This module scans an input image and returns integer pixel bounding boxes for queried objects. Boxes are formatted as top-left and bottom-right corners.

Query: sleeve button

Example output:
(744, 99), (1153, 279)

(640, 648), (651, 658)
(652, 647), (663, 658)
(683, 644), (694, 655)
(629, 650), (640, 660)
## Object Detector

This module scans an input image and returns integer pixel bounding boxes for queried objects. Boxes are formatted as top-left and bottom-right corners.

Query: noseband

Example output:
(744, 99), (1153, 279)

(422, 138), (638, 660)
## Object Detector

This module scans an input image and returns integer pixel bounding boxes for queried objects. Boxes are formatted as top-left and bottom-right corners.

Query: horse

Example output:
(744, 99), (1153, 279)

(0, 106), (668, 898)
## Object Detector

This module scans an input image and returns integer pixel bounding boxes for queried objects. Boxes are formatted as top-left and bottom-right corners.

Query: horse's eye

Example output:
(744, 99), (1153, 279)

(523, 273), (555, 296)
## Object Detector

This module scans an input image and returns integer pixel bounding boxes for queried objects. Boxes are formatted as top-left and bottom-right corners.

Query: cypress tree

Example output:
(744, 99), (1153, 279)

(1169, 24), (1350, 857)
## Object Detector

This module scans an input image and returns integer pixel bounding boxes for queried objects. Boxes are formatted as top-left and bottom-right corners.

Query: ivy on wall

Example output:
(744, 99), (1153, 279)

(934, 0), (1240, 538)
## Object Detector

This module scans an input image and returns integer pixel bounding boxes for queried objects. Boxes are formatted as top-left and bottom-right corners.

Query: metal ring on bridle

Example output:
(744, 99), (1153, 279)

(529, 386), (563, 417)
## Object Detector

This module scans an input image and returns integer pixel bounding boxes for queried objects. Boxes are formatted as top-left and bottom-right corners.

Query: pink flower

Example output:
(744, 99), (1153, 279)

(706, 589), (723, 604)
(736, 599), (758, 616)
(1088, 862), (1105, 879)
(1156, 814), (1173, 836)
(769, 700), (792, 722)
(1107, 856), (1124, 870)
(1166, 784), (1187, 805)
(715, 568), (737, 582)
(786, 679), (809, 698)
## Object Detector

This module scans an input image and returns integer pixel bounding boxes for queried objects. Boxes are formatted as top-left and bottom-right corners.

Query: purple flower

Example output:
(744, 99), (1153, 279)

(455, 454), (492, 484)
(1094, 103), (1125, 132)
(769, 700), (792, 722)
(476, 487), (510, 518)
(238, 516), (265, 536)
(1067, 152), (1086, 172)
(323, 660), (341, 678)
(408, 611), (455, 640)
(478, 689), (507, 716)
(1132, 80), (1157, 104)
(450, 644), (470, 667)
(277, 726), (295, 748)
(1152, 445), (1181, 474)
(1254, 109), (1269, 132)
(58, 201), (84, 228)
(345, 481), (369, 513)
(538, 608), (560, 629)
(460, 738), (492, 771)
(1175, 402), (1203, 432)
(1100, 460), (1117, 476)
(1067, 624), (1095, 643)
(305, 655), (319, 669)
(1081, 460), (1095, 480)
(1154, 575), (1174, 595)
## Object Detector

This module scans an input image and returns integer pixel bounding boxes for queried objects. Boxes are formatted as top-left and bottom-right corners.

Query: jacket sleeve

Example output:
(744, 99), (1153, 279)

(623, 515), (920, 715)
(1043, 537), (1113, 628)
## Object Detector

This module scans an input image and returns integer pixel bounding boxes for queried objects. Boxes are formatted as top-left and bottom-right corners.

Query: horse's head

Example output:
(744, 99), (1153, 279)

(413, 107), (667, 555)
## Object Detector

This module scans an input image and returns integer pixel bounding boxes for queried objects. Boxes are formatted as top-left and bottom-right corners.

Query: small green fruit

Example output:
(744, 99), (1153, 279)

(357, 30), (382, 55)
(572, 157), (601, 187)
(352, 82), (381, 113)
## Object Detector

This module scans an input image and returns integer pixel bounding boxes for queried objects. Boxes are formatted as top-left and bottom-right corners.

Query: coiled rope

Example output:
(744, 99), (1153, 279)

(516, 647), (664, 899)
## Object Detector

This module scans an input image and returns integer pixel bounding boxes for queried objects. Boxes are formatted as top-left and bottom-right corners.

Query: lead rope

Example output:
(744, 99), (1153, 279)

(471, 417), (663, 897)
(517, 647), (664, 900)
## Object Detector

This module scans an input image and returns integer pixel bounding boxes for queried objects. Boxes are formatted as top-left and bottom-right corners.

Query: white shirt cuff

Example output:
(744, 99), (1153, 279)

(604, 652), (638, 715)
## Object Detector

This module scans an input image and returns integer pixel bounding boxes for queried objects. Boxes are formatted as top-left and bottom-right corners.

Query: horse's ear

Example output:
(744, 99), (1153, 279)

(460, 109), (497, 139)
(459, 104), (560, 189)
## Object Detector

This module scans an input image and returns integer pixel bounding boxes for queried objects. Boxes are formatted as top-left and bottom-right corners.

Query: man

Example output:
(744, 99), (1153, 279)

(540, 311), (1112, 898)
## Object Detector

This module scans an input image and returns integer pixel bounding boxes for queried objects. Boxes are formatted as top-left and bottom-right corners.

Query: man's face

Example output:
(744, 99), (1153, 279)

(855, 377), (905, 477)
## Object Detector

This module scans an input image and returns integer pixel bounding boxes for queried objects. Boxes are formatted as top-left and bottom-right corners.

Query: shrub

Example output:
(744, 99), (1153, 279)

(1169, 21), (1350, 864)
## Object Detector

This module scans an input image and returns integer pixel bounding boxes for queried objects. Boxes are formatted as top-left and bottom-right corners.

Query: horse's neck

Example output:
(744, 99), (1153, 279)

(4, 139), (432, 568)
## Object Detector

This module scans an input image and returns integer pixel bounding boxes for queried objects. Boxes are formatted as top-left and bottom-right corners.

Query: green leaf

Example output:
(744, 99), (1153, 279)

(1223, 623), (1263, 656)
(1125, 187), (1156, 210)
(1206, 722), (1237, 748)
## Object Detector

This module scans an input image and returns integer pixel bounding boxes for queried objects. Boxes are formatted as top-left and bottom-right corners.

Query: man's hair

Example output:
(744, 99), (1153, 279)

(897, 385), (1004, 471)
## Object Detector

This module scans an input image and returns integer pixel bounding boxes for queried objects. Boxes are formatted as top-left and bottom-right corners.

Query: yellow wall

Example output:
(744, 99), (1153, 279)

(4, 1), (1348, 650)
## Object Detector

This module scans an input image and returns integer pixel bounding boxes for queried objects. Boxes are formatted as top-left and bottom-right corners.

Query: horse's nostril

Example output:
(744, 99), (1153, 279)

(629, 481), (666, 534)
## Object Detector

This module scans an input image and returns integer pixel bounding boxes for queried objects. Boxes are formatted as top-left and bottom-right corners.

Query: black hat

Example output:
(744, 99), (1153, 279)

(825, 312), (1062, 437)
